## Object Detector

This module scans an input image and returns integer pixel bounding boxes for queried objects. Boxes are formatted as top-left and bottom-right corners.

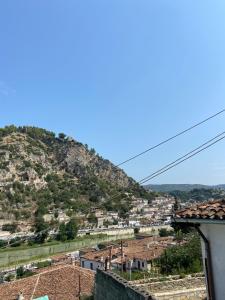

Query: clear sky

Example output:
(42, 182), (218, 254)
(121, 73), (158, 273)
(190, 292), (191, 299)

(0, 1), (225, 185)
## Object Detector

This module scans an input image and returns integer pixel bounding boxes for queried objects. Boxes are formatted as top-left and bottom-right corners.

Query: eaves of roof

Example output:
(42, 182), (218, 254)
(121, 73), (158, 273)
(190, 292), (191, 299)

(173, 217), (225, 225)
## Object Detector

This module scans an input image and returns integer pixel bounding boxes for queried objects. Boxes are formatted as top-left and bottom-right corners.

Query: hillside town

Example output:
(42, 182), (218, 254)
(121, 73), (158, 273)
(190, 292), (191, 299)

(0, 195), (175, 242)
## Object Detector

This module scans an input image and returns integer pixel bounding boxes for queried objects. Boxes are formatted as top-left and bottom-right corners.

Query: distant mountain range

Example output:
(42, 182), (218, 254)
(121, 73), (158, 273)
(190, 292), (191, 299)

(145, 184), (225, 192)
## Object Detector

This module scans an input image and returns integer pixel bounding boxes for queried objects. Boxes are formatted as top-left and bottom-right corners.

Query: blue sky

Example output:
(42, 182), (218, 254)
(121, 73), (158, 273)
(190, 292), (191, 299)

(0, 0), (225, 185)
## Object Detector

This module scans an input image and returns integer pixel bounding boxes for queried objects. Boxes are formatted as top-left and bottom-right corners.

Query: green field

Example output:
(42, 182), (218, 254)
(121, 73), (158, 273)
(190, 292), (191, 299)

(0, 233), (134, 269)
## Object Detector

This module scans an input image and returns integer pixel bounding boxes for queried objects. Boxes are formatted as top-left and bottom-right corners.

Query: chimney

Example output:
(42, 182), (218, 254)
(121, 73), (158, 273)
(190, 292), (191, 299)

(17, 292), (24, 300)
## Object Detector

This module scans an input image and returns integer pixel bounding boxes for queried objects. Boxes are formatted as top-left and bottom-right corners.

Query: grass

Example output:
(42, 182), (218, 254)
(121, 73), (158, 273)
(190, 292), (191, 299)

(0, 233), (133, 269)
(0, 234), (107, 253)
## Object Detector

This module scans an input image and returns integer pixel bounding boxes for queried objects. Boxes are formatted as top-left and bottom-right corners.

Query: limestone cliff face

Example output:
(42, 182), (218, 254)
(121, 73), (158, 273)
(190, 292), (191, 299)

(57, 139), (135, 188)
(0, 130), (134, 190)
(0, 126), (147, 222)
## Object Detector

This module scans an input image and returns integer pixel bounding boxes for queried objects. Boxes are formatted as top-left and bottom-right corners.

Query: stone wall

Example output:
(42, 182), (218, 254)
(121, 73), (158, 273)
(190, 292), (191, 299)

(95, 270), (206, 300)
(154, 288), (206, 300)
(135, 276), (206, 300)
(95, 269), (154, 300)
(137, 277), (205, 293)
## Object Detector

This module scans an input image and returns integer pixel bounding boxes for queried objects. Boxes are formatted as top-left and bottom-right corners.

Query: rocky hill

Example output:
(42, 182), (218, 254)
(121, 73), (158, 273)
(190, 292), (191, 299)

(0, 125), (151, 229)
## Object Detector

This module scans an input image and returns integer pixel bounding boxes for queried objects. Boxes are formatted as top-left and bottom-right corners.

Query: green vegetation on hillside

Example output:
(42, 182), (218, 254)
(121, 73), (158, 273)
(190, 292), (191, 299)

(0, 125), (154, 229)
(169, 188), (225, 202)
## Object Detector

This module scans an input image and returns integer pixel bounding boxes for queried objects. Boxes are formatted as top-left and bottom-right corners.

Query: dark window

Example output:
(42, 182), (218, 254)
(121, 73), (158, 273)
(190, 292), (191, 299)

(82, 261), (84, 268)
(90, 262), (93, 270)
(142, 262), (144, 267)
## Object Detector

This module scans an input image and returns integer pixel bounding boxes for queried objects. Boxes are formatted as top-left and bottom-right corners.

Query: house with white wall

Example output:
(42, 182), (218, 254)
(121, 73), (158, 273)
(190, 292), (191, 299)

(174, 199), (225, 300)
(80, 248), (119, 271)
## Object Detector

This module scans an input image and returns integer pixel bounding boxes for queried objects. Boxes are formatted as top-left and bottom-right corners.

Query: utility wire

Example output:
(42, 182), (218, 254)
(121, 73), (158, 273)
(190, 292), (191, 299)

(139, 133), (225, 184)
(139, 130), (225, 184)
(116, 109), (225, 167)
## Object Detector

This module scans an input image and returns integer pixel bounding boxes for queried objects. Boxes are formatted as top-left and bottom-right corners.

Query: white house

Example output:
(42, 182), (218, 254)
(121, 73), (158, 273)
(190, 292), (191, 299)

(175, 199), (225, 300)
(80, 256), (105, 271)
(80, 248), (119, 271)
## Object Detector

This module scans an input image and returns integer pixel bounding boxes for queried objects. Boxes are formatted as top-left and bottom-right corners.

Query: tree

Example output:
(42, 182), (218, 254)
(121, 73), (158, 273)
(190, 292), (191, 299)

(0, 240), (7, 247)
(90, 148), (96, 155)
(34, 231), (48, 244)
(88, 213), (97, 225)
(57, 222), (67, 241)
(173, 197), (181, 212)
(158, 234), (202, 275)
(65, 218), (78, 240)
(34, 216), (48, 233)
(159, 228), (174, 237)
(58, 133), (66, 140)
(134, 228), (140, 234)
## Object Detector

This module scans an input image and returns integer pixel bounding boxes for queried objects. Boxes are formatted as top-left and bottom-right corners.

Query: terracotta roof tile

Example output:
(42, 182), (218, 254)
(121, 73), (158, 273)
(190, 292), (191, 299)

(175, 199), (225, 220)
(0, 264), (94, 300)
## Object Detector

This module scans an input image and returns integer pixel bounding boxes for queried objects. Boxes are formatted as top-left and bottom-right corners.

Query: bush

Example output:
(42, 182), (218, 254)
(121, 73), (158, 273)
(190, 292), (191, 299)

(134, 228), (140, 234)
(16, 266), (33, 279)
(2, 223), (17, 233)
(9, 237), (22, 247)
(36, 260), (51, 269)
(159, 228), (174, 237)
(0, 240), (7, 247)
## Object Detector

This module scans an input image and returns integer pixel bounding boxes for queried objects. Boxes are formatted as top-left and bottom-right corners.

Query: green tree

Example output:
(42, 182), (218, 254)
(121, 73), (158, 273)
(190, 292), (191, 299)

(159, 228), (174, 237)
(34, 216), (48, 233)
(34, 231), (48, 244)
(65, 218), (78, 240)
(158, 234), (202, 275)
(57, 222), (67, 241)
(58, 133), (66, 139)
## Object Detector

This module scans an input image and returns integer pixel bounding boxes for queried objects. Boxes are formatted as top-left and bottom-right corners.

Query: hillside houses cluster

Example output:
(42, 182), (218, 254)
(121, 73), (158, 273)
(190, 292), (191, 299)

(80, 196), (175, 230)
(41, 196), (175, 231)
(128, 196), (175, 227)
(0, 196), (175, 241)
(80, 236), (176, 273)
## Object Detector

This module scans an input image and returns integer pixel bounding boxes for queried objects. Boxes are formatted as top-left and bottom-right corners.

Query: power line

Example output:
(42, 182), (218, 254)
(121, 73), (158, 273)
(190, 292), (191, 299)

(139, 130), (225, 184)
(139, 133), (225, 184)
(116, 109), (225, 167)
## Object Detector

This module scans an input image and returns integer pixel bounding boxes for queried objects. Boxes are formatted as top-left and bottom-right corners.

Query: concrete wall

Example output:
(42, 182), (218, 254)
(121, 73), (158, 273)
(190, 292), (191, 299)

(95, 269), (153, 300)
(139, 225), (172, 235)
(79, 225), (172, 237)
(200, 223), (225, 300)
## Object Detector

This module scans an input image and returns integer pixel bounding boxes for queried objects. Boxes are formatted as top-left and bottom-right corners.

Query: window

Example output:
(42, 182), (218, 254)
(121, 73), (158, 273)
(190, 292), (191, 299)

(90, 262), (93, 270)
(138, 261), (140, 269)
(142, 262), (144, 268)
(82, 261), (84, 268)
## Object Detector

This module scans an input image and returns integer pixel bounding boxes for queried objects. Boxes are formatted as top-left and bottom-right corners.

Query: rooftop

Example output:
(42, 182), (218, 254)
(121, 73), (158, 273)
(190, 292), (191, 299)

(81, 236), (174, 263)
(0, 264), (94, 300)
(175, 199), (225, 221)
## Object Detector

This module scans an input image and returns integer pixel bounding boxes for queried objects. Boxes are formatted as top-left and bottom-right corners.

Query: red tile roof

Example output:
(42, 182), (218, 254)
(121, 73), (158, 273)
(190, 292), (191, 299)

(175, 199), (225, 220)
(0, 264), (94, 300)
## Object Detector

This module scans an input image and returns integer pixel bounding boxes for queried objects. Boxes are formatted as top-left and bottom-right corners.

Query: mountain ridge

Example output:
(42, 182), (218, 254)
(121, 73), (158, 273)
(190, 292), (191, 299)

(145, 184), (225, 192)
